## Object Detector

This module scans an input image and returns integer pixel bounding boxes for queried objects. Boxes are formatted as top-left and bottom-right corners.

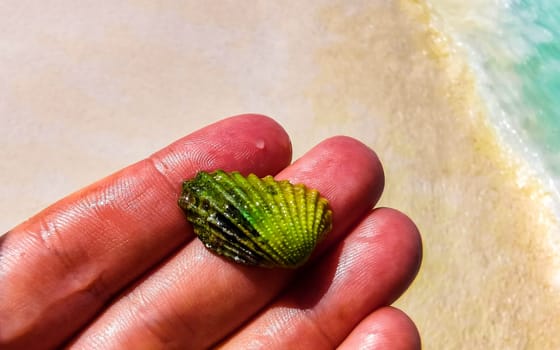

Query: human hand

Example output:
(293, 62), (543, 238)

(1, 114), (422, 349)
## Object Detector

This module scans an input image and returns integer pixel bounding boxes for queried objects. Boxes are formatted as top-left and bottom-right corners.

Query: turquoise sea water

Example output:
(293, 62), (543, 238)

(514, 0), (560, 173)
(430, 0), (560, 197)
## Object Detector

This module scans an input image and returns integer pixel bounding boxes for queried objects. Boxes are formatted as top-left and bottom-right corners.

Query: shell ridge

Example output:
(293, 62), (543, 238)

(262, 177), (298, 265)
(311, 191), (330, 243)
(191, 172), (278, 265)
(320, 208), (333, 242)
(244, 174), (275, 233)
(292, 184), (310, 265)
(247, 174), (288, 265)
(317, 198), (332, 242)
(208, 210), (273, 262)
(216, 211), (280, 265)
(308, 189), (321, 251)
(249, 175), (296, 266)
(299, 188), (314, 257)
(210, 172), (283, 265)
(245, 174), (289, 265)
(229, 173), (271, 230)
(201, 223), (263, 266)
(228, 172), (285, 264)
(278, 180), (304, 262)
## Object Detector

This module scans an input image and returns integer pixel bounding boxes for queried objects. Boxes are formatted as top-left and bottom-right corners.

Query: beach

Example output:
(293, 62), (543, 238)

(2, 1), (559, 348)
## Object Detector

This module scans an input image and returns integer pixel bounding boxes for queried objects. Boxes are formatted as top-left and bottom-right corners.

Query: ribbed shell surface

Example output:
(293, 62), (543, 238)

(178, 170), (333, 268)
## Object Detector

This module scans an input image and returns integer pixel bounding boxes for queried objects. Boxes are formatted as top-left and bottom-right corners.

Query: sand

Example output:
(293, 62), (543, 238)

(1, 1), (559, 348)
(310, 1), (560, 347)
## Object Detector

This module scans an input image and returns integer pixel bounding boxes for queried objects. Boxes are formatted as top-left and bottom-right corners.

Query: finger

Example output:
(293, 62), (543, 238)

(338, 307), (421, 350)
(220, 208), (422, 349)
(68, 136), (385, 349)
(0, 114), (292, 350)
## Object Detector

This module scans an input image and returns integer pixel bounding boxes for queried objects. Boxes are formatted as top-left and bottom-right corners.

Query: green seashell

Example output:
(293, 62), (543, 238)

(178, 170), (333, 268)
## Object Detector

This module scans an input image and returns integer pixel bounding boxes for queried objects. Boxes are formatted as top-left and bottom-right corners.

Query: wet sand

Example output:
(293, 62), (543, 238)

(1, 1), (559, 348)
(309, 2), (560, 348)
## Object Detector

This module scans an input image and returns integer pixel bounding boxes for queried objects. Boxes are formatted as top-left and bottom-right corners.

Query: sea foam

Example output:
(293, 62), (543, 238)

(426, 0), (560, 210)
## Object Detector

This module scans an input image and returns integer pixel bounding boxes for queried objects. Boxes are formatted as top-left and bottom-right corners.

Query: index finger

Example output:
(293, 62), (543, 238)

(0, 114), (292, 350)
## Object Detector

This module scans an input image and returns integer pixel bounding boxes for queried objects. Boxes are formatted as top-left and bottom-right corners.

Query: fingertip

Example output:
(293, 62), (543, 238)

(320, 135), (385, 206)
(369, 207), (423, 301)
(223, 114), (293, 159)
(282, 135), (385, 226)
(339, 306), (421, 350)
(212, 114), (293, 173)
(290, 135), (384, 188)
(322, 135), (385, 193)
(372, 207), (422, 266)
(150, 113), (293, 185)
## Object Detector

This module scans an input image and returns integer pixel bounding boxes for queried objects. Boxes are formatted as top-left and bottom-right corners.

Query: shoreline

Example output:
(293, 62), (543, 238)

(311, 1), (560, 347)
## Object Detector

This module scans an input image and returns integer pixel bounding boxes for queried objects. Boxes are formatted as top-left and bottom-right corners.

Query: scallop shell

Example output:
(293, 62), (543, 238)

(178, 170), (333, 268)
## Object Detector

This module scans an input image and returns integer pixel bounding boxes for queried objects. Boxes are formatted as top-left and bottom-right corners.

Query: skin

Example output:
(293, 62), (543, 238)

(0, 114), (422, 349)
